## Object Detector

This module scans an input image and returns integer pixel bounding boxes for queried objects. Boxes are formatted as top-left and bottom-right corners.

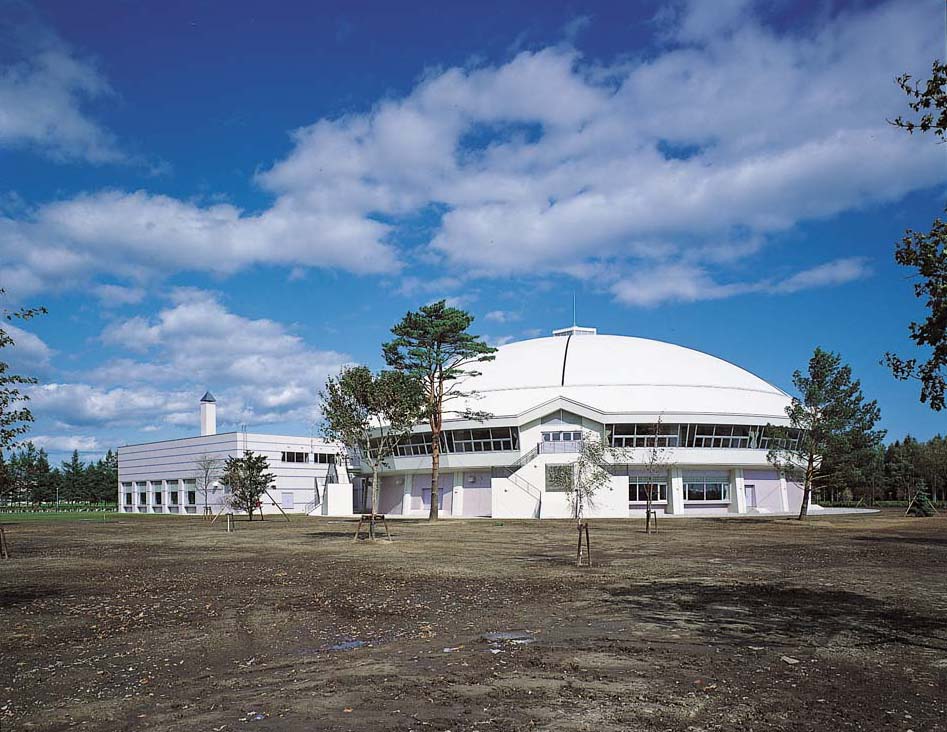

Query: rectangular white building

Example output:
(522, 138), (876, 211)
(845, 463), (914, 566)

(117, 393), (353, 516)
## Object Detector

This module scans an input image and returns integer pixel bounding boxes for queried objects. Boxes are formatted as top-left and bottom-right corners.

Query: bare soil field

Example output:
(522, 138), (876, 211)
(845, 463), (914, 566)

(2, 511), (946, 731)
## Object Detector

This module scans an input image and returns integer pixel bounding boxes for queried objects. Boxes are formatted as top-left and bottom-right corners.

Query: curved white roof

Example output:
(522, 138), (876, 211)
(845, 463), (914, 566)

(456, 329), (791, 422)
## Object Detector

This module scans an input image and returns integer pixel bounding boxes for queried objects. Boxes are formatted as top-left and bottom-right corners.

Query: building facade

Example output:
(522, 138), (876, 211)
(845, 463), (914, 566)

(117, 393), (353, 516)
(118, 328), (811, 519)
(369, 326), (809, 519)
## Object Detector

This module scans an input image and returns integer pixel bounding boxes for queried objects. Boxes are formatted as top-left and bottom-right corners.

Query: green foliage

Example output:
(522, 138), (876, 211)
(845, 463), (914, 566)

(885, 60), (947, 411)
(320, 365), (423, 516)
(383, 300), (496, 520)
(906, 485), (937, 517)
(889, 60), (946, 140)
(884, 214), (947, 410)
(0, 291), (47, 451)
(768, 348), (883, 519)
(0, 442), (115, 504)
(221, 450), (275, 519)
(547, 433), (628, 521)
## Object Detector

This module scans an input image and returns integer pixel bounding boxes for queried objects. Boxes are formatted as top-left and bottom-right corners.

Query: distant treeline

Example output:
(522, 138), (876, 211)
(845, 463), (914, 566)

(0, 443), (118, 505)
(818, 434), (947, 504)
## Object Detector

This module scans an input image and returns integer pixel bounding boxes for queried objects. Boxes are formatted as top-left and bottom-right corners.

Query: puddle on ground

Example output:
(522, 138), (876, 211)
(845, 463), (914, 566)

(482, 630), (535, 644)
(322, 639), (370, 651)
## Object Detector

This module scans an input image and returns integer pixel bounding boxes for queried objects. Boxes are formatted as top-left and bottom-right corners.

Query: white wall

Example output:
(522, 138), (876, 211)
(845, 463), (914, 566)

(118, 432), (349, 516)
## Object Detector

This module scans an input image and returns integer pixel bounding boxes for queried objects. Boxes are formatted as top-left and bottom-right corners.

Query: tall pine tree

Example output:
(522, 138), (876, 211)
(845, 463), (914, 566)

(383, 301), (496, 520)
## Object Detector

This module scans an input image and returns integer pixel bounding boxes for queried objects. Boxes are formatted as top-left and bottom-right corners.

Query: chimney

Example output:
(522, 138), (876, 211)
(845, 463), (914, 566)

(200, 391), (217, 436)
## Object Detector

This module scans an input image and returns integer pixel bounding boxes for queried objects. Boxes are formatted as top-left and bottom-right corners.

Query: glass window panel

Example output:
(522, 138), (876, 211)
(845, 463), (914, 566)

(685, 483), (705, 501)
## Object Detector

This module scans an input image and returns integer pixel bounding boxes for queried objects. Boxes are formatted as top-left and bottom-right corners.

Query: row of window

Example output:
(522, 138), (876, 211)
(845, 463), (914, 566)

(124, 490), (197, 506)
(542, 430), (583, 442)
(122, 479), (198, 506)
(380, 422), (799, 458)
(389, 427), (520, 457)
(281, 452), (337, 464)
(607, 423), (800, 450)
(545, 467), (731, 503)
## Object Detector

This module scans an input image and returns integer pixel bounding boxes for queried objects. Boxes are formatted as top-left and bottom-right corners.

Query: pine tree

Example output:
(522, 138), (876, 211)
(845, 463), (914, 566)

(768, 348), (884, 519)
(383, 300), (496, 520)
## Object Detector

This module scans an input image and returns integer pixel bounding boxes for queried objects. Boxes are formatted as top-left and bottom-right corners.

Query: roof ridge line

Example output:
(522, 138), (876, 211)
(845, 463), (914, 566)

(560, 333), (573, 386)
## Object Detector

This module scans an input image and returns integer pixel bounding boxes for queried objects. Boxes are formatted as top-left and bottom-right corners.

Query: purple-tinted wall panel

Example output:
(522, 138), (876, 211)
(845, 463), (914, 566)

(378, 476), (403, 514)
(743, 469), (782, 512)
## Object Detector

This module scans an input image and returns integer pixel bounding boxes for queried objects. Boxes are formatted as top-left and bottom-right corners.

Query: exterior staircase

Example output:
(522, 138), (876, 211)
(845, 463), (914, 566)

(492, 444), (543, 517)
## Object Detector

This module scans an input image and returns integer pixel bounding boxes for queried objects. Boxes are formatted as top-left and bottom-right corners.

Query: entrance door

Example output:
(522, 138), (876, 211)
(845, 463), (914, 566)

(281, 491), (295, 510)
(744, 484), (757, 508)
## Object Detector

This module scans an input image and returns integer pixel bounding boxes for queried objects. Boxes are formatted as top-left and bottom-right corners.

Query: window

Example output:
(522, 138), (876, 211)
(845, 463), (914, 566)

(446, 426), (519, 453)
(153, 491), (162, 505)
(684, 473), (731, 502)
(281, 451), (309, 463)
(629, 474), (668, 503)
(313, 453), (336, 464)
(602, 424), (804, 450)
(124, 492), (132, 505)
(542, 431), (582, 442)
(608, 424), (680, 448)
(545, 464), (573, 492)
(139, 492), (147, 505)
(170, 491), (179, 505)
(186, 491), (196, 505)
(395, 433), (433, 456)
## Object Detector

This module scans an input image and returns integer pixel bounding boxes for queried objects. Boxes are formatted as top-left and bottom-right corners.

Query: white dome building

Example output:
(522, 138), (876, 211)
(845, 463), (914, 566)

(371, 326), (807, 519)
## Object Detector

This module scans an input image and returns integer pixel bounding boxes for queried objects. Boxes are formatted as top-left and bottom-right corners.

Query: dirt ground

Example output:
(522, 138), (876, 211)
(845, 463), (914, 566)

(2, 511), (946, 732)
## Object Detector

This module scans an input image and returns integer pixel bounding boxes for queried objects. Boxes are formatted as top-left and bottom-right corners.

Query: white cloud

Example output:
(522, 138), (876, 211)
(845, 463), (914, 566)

(484, 310), (521, 324)
(772, 257), (871, 294)
(0, 40), (123, 163)
(29, 433), (100, 453)
(611, 257), (872, 306)
(93, 284), (146, 307)
(2, 321), (54, 370)
(31, 289), (350, 432)
(0, 1), (940, 305)
(0, 189), (401, 297)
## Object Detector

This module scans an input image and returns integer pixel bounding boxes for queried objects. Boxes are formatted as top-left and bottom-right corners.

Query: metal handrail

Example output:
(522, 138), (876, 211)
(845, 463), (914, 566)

(538, 439), (584, 454)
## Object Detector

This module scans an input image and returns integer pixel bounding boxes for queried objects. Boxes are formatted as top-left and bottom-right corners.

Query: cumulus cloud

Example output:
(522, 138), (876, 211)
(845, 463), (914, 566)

(0, 26), (122, 163)
(29, 433), (100, 453)
(0, 189), (401, 297)
(2, 321), (54, 371)
(30, 289), (350, 433)
(0, 0), (941, 305)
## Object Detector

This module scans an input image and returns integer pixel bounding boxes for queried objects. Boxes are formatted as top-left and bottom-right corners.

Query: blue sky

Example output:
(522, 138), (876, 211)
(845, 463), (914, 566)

(2, 0), (945, 462)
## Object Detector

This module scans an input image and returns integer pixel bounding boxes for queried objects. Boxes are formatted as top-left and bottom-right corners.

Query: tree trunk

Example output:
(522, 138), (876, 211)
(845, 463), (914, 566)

(370, 464), (380, 540)
(645, 490), (653, 534)
(429, 428), (440, 521)
(428, 377), (442, 521)
(798, 454), (815, 520)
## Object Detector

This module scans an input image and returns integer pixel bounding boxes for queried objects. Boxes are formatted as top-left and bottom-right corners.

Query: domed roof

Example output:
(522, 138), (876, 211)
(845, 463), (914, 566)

(458, 328), (791, 422)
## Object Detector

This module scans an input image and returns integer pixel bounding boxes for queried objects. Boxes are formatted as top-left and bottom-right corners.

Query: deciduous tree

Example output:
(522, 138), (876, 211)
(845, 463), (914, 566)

(383, 300), (496, 520)
(885, 60), (947, 410)
(547, 432), (628, 522)
(222, 451), (275, 521)
(320, 366), (423, 538)
(194, 454), (223, 517)
(0, 291), (46, 451)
